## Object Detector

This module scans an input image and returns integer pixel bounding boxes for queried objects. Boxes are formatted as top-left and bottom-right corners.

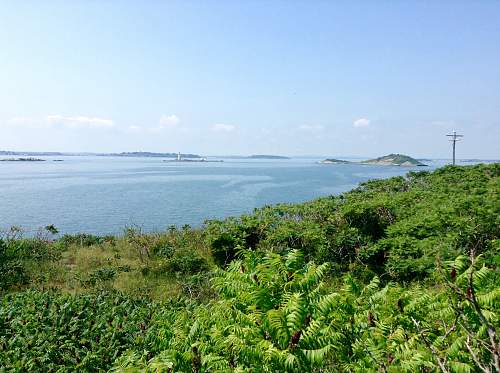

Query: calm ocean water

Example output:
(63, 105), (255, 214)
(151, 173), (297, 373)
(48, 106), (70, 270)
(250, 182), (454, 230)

(0, 156), (449, 235)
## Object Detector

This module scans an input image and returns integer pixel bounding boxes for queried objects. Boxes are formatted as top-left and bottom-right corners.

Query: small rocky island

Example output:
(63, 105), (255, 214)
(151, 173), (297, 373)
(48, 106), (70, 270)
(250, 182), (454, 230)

(321, 154), (427, 166)
(0, 157), (46, 162)
(163, 153), (223, 163)
(320, 158), (351, 164)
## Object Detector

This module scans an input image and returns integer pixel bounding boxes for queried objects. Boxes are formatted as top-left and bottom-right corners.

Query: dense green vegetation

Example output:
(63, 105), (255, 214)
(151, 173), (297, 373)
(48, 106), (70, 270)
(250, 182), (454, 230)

(0, 164), (498, 372)
(0, 291), (157, 371)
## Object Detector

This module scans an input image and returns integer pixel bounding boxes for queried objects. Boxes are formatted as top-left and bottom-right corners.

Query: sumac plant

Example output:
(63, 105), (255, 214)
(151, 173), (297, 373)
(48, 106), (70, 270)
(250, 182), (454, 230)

(114, 248), (499, 372)
(0, 291), (156, 371)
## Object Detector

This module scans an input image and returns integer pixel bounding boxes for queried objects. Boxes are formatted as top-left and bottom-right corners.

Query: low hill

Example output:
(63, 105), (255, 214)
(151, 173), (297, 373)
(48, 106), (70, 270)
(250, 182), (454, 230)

(362, 153), (427, 166)
(320, 154), (427, 166)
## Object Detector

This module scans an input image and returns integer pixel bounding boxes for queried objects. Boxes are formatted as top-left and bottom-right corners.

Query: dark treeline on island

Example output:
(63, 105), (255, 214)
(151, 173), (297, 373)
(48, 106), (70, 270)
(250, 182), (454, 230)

(0, 157), (46, 162)
(111, 151), (201, 158)
(1, 163), (499, 371)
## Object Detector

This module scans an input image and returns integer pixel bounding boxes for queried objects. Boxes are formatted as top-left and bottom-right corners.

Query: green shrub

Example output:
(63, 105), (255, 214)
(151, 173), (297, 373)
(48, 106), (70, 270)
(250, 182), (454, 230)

(56, 233), (114, 251)
(167, 250), (209, 275)
(5, 238), (56, 261)
(0, 239), (28, 290)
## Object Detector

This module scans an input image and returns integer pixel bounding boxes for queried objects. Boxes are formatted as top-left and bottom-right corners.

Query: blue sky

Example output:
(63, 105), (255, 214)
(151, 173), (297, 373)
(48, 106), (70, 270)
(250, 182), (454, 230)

(1, 1), (499, 158)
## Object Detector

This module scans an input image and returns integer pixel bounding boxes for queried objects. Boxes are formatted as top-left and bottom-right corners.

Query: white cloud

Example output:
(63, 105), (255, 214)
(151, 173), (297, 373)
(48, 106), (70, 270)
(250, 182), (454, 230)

(47, 115), (114, 128)
(127, 115), (186, 134)
(430, 120), (455, 128)
(353, 118), (370, 128)
(298, 124), (324, 133)
(159, 114), (180, 128)
(211, 123), (236, 132)
(4, 115), (114, 129)
(126, 125), (143, 133)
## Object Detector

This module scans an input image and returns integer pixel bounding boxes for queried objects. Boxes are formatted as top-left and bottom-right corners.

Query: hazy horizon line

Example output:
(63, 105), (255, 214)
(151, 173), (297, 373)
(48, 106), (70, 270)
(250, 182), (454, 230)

(1, 149), (498, 161)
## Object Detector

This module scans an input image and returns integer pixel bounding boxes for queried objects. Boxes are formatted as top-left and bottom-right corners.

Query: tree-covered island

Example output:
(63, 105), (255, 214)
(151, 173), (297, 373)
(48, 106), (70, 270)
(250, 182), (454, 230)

(321, 153), (428, 166)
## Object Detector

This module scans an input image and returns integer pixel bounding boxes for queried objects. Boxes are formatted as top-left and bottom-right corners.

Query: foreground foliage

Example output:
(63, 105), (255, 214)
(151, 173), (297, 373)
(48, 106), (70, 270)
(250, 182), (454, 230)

(0, 291), (158, 371)
(114, 248), (499, 372)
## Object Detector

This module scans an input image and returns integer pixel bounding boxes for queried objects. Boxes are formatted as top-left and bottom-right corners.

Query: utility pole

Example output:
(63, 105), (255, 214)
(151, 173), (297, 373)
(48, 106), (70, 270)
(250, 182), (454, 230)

(446, 131), (463, 165)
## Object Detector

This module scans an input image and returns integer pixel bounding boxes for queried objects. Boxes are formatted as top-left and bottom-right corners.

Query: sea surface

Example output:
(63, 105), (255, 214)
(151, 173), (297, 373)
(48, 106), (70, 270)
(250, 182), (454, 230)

(0, 156), (453, 235)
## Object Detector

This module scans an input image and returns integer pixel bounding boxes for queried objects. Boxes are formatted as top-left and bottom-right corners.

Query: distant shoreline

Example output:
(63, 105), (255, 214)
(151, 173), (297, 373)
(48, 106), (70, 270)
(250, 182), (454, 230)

(0, 151), (290, 160)
(0, 151), (202, 158)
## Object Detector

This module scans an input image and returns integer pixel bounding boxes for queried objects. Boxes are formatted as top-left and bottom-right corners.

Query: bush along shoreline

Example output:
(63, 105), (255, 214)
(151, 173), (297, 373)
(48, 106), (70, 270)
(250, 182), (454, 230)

(1, 163), (499, 372)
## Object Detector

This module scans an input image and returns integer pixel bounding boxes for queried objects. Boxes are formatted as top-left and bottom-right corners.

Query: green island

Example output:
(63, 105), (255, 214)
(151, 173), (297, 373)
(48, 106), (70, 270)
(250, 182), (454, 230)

(321, 153), (427, 166)
(320, 158), (352, 164)
(1, 164), (499, 372)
